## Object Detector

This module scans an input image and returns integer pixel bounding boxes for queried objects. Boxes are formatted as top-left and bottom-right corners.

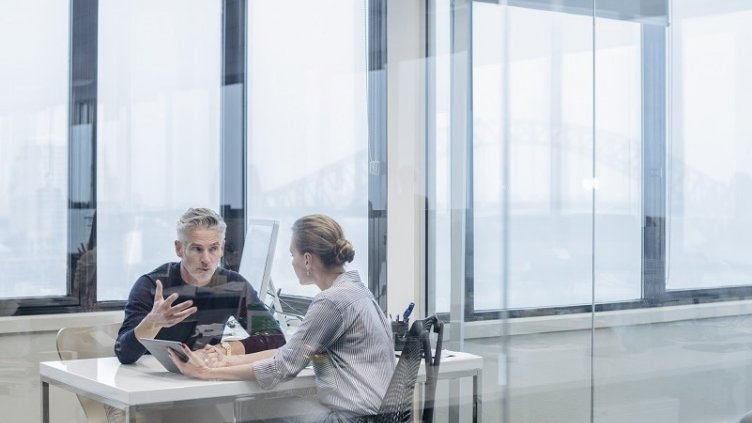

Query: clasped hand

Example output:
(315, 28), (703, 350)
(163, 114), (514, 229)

(168, 344), (229, 379)
(191, 345), (230, 368)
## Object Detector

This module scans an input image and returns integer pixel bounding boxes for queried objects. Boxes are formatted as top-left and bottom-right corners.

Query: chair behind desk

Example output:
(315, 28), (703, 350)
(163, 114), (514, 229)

(374, 315), (444, 423)
(421, 316), (444, 423)
(56, 323), (121, 423)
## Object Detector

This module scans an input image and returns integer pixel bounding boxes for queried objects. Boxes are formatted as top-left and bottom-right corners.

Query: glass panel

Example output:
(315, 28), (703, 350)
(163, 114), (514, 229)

(492, 6), (595, 309)
(472, 2), (505, 312)
(428, 0), (452, 313)
(593, 18), (643, 303)
(247, 0), (369, 297)
(0, 0), (69, 298)
(97, 0), (222, 301)
(667, 1), (752, 290)
(495, 4), (595, 422)
(593, 2), (752, 423)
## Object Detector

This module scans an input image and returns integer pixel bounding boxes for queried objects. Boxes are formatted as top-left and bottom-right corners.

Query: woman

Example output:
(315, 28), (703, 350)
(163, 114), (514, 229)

(169, 214), (395, 422)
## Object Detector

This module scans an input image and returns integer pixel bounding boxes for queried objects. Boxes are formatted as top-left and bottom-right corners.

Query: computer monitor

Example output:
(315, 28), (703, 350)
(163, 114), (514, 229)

(238, 219), (279, 303)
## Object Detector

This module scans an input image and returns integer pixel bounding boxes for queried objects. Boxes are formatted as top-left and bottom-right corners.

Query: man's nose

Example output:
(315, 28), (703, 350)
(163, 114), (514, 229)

(200, 251), (211, 263)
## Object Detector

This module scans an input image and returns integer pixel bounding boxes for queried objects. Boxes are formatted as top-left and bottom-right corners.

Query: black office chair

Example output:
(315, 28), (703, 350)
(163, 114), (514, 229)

(421, 315), (444, 423)
(372, 315), (444, 423)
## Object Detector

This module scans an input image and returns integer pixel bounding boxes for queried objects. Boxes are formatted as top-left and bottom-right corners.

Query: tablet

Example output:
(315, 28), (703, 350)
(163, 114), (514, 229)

(139, 338), (189, 373)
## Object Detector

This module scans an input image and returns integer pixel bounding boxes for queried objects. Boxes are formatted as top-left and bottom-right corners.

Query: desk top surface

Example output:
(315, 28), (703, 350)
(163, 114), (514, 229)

(40, 351), (482, 407)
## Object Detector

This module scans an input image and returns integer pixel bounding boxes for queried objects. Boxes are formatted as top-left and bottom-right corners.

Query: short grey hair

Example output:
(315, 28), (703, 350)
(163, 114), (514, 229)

(176, 208), (226, 243)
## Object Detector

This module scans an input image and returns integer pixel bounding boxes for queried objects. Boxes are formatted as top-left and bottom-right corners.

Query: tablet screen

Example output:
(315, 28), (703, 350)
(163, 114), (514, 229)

(138, 338), (189, 373)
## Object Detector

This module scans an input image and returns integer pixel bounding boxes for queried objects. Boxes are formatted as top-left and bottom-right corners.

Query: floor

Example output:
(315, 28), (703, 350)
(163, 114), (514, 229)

(452, 315), (752, 423)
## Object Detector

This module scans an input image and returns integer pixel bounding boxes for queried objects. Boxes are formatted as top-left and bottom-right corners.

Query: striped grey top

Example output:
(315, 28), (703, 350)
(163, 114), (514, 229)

(253, 270), (395, 416)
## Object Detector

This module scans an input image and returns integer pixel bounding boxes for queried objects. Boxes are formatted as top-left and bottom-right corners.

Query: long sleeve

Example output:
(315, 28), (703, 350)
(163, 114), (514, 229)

(252, 271), (394, 416)
(238, 282), (287, 353)
(114, 276), (154, 364)
(253, 296), (342, 389)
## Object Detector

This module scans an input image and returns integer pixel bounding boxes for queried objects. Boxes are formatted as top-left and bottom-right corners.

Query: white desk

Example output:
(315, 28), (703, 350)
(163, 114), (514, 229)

(40, 352), (482, 422)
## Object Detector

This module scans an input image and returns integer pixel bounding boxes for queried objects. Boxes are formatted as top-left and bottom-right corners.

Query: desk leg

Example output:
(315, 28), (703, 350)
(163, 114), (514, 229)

(473, 369), (483, 423)
(416, 382), (425, 422)
(125, 406), (136, 423)
(449, 372), (482, 423)
(449, 380), (459, 423)
(41, 380), (49, 423)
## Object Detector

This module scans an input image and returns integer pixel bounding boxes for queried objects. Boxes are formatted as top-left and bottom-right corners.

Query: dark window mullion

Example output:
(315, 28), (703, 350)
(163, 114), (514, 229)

(220, 0), (247, 272)
(367, 0), (388, 310)
(641, 24), (666, 305)
(68, 0), (99, 310)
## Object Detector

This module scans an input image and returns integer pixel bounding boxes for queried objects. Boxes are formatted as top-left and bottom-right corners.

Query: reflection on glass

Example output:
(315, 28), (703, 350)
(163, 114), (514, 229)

(0, 0), (68, 298)
(667, 3), (752, 290)
(593, 18), (642, 303)
(247, 0), (369, 297)
(428, 0), (452, 313)
(97, 0), (222, 301)
(474, 6), (597, 309)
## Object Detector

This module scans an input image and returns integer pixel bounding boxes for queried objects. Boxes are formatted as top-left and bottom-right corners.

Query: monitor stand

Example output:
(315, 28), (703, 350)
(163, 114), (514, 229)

(262, 277), (289, 332)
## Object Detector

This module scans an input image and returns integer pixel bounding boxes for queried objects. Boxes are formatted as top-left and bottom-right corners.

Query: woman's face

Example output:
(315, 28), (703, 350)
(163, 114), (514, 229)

(290, 237), (312, 285)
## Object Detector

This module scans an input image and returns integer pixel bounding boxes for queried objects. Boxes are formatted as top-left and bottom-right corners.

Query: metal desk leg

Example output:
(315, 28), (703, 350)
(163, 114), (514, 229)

(449, 372), (482, 423)
(125, 406), (136, 423)
(449, 379), (459, 423)
(41, 380), (49, 423)
(473, 369), (483, 423)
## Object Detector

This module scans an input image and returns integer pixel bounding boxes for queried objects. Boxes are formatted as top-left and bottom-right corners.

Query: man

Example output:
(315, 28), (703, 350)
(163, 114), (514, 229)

(115, 207), (286, 365)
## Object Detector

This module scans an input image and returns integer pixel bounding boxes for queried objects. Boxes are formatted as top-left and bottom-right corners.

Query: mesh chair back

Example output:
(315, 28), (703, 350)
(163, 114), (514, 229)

(373, 320), (430, 423)
(421, 315), (444, 423)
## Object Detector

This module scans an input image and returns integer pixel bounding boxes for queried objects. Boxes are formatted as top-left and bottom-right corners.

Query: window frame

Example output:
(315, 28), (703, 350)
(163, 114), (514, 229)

(427, 0), (752, 322)
(3, 0), (390, 316)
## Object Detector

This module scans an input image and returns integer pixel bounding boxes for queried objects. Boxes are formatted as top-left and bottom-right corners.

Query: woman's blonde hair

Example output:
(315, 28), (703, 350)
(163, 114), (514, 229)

(291, 214), (354, 267)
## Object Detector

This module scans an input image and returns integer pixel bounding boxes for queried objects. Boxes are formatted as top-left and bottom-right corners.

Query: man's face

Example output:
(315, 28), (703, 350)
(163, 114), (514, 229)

(175, 228), (224, 286)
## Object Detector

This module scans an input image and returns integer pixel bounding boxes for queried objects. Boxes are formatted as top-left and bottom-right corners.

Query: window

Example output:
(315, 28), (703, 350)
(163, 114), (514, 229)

(246, 0), (370, 297)
(428, 0), (674, 317)
(96, 0), (222, 301)
(667, 2), (752, 291)
(0, 0), (69, 299)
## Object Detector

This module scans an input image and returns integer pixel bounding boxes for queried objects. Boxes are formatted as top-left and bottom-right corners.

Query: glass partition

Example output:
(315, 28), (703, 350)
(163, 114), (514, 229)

(96, 0), (222, 300)
(0, 0), (69, 299)
(666, 1), (752, 291)
(5, 0), (752, 422)
(246, 0), (370, 297)
(428, 0), (752, 422)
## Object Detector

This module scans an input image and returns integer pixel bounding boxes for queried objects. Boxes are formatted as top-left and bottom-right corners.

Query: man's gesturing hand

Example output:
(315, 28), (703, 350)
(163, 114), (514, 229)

(135, 279), (198, 341)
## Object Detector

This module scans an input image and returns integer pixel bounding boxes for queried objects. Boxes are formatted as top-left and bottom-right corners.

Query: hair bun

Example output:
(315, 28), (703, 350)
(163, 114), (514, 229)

(334, 239), (355, 265)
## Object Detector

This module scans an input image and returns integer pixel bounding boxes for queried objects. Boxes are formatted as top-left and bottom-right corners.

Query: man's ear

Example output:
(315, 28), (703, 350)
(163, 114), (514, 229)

(174, 240), (184, 258)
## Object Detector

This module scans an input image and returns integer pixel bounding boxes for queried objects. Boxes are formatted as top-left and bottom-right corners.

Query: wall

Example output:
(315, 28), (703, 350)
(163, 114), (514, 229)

(0, 311), (123, 422)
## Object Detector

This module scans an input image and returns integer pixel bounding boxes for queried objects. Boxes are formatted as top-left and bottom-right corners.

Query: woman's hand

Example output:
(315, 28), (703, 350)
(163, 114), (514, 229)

(192, 345), (230, 368)
(167, 344), (212, 379)
(168, 343), (257, 381)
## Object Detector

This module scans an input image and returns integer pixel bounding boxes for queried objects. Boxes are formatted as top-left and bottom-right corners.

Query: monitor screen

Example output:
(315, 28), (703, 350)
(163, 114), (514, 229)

(238, 219), (279, 303)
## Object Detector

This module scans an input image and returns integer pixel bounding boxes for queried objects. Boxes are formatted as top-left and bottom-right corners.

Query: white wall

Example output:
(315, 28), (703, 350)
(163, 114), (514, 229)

(0, 311), (123, 422)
